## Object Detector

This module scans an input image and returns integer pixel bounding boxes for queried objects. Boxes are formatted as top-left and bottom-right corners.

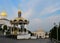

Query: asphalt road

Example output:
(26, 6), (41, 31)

(0, 37), (52, 43)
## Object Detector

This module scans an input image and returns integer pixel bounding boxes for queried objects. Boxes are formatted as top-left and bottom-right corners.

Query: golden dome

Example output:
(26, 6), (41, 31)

(1, 11), (7, 17)
(18, 10), (21, 17)
(36, 29), (44, 32)
(18, 10), (21, 14)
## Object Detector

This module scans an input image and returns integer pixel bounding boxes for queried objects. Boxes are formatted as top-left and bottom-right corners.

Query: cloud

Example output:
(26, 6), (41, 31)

(21, 0), (42, 19)
(6, 0), (42, 19)
(0, 0), (60, 32)
(28, 18), (42, 31)
(40, 6), (60, 16)
(22, 8), (33, 19)
(7, 6), (18, 19)
(27, 15), (60, 32)
(41, 15), (60, 31)
(46, 15), (60, 25)
(20, 0), (60, 32)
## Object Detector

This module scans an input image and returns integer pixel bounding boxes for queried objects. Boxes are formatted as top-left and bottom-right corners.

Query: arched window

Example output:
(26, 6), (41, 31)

(19, 20), (23, 24)
(19, 20), (23, 22)
(0, 24), (2, 31)
(25, 20), (27, 22)
(14, 20), (17, 22)
(3, 25), (7, 30)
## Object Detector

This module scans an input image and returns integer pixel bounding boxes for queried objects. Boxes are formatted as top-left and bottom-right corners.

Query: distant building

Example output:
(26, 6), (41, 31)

(0, 11), (11, 29)
(0, 11), (11, 26)
(33, 29), (46, 38)
(0, 11), (12, 35)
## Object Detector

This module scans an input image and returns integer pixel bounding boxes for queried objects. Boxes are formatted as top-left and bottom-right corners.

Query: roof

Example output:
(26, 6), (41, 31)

(14, 17), (27, 21)
(10, 17), (29, 24)
(1, 11), (7, 17)
(0, 18), (9, 21)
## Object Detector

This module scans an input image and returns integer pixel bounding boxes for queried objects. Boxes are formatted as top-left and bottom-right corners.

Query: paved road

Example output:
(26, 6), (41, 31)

(0, 37), (52, 43)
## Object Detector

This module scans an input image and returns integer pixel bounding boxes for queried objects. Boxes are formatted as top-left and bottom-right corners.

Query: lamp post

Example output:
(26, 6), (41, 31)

(57, 25), (58, 43)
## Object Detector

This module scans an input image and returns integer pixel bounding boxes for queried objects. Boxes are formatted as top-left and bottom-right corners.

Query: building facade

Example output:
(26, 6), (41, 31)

(33, 29), (46, 38)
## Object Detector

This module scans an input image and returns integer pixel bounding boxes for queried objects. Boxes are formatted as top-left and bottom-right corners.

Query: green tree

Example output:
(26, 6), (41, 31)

(49, 22), (60, 41)
(49, 23), (57, 40)
(58, 22), (60, 40)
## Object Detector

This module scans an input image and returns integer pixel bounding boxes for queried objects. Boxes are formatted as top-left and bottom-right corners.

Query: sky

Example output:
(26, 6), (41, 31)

(0, 0), (60, 32)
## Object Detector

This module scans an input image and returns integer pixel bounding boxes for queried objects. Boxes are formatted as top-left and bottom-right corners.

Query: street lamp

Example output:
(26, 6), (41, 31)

(57, 25), (59, 43)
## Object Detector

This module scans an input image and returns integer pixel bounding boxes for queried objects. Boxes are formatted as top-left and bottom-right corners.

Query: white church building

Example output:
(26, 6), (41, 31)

(33, 29), (46, 39)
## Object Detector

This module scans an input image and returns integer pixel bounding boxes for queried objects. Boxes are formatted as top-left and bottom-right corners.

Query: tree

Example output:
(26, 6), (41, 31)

(45, 32), (48, 36)
(49, 23), (57, 40)
(49, 22), (60, 41)
(58, 22), (60, 40)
